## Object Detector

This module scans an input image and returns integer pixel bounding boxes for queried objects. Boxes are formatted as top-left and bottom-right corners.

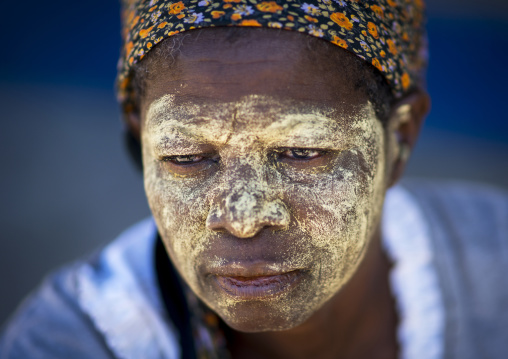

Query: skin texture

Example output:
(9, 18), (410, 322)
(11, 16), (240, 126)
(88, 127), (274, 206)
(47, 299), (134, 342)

(134, 28), (429, 359)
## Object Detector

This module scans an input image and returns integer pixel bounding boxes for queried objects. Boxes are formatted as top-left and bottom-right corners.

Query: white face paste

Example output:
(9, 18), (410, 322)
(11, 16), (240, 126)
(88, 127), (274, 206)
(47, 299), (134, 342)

(142, 94), (387, 331)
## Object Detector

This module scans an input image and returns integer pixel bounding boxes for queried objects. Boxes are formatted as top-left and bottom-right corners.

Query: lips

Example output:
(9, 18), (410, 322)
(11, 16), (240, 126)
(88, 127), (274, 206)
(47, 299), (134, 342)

(213, 269), (304, 299)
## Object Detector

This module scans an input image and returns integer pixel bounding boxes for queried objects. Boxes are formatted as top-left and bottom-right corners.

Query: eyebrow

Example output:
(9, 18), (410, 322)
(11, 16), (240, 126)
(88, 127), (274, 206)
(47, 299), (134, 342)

(147, 120), (234, 157)
(262, 113), (344, 146)
(145, 95), (375, 150)
(152, 135), (208, 156)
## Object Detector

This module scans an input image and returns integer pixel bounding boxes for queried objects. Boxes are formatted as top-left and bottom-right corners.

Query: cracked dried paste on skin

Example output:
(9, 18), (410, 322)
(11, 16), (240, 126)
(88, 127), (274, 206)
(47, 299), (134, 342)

(142, 93), (387, 331)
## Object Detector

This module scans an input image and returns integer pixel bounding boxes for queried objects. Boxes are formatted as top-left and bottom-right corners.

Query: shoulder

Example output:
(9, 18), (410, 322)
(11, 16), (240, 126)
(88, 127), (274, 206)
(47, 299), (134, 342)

(1, 218), (180, 359)
(401, 179), (508, 258)
(401, 179), (508, 281)
(0, 263), (113, 359)
(402, 179), (508, 229)
(400, 180), (508, 358)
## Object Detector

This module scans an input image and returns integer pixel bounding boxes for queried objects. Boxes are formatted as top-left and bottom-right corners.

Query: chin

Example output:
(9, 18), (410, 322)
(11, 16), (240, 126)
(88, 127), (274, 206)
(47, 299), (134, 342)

(196, 267), (340, 333)
(211, 298), (315, 333)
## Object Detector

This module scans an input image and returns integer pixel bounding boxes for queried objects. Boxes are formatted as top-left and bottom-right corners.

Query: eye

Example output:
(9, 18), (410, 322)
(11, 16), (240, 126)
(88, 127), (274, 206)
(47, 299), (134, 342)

(276, 148), (334, 182)
(164, 154), (205, 165)
(159, 153), (219, 177)
(281, 148), (325, 160)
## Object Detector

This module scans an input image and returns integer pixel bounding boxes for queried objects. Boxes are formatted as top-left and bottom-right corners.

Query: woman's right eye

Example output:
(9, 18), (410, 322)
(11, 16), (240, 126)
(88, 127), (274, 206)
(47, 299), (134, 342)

(160, 153), (219, 177)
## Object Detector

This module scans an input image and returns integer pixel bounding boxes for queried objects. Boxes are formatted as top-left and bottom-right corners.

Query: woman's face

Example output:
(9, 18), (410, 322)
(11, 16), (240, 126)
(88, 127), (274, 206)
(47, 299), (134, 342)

(140, 29), (392, 332)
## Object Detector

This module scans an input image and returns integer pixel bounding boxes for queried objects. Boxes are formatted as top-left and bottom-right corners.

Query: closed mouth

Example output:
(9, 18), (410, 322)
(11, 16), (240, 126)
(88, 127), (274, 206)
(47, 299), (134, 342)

(214, 270), (303, 299)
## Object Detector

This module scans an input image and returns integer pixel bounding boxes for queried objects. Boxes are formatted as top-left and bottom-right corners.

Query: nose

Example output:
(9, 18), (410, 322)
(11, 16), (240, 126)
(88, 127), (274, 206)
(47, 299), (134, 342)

(206, 181), (290, 239)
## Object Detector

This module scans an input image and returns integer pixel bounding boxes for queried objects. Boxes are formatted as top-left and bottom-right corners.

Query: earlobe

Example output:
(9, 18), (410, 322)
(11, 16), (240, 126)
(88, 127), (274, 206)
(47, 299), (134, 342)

(387, 90), (430, 187)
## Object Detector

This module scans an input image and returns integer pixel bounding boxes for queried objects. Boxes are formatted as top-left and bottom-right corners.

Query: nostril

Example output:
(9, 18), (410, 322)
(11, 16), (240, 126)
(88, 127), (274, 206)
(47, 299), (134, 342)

(206, 197), (290, 238)
(206, 205), (261, 238)
(262, 200), (290, 228)
(206, 206), (225, 231)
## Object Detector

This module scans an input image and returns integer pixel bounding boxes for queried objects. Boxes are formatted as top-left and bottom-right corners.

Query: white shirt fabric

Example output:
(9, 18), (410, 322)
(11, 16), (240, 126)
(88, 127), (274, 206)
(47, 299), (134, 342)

(383, 185), (445, 359)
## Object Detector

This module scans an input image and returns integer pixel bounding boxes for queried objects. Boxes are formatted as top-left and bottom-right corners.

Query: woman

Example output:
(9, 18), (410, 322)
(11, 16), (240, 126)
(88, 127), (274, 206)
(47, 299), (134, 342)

(1, 0), (507, 358)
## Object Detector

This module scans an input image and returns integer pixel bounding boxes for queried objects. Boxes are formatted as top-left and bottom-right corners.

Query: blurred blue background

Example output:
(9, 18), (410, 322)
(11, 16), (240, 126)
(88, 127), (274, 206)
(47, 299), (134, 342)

(1, 0), (507, 325)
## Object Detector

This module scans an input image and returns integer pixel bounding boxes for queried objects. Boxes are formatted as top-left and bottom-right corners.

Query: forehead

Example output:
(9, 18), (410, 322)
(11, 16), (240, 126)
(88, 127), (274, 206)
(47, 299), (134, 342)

(140, 27), (370, 122)
(143, 93), (377, 152)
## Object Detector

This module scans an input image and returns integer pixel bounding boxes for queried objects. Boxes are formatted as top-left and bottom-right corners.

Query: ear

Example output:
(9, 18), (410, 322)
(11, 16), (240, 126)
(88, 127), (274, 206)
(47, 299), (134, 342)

(124, 111), (142, 141)
(386, 89), (430, 187)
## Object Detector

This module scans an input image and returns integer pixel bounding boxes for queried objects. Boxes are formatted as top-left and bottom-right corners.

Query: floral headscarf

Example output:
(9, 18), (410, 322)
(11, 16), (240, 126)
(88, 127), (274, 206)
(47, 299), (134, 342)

(117, 0), (427, 113)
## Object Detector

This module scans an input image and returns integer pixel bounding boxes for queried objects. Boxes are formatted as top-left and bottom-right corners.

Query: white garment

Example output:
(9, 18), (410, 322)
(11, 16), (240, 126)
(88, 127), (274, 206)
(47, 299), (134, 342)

(383, 185), (445, 359)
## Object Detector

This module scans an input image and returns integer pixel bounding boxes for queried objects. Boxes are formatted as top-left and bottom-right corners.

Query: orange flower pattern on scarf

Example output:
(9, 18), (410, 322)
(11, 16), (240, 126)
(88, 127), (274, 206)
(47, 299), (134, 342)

(117, 0), (427, 112)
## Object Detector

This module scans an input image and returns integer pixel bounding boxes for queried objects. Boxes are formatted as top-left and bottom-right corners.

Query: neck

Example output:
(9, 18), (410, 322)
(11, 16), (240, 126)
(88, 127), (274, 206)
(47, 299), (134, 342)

(228, 227), (399, 359)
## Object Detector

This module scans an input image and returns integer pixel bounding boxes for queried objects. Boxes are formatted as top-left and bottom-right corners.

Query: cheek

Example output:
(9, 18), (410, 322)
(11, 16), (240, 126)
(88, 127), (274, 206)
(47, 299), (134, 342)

(286, 142), (386, 297)
(143, 154), (213, 291)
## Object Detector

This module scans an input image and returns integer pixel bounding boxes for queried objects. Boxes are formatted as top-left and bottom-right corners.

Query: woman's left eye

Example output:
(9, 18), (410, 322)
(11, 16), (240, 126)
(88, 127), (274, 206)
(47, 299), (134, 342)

(166, 154), (204, 165)
(281, 149), (324, 160)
